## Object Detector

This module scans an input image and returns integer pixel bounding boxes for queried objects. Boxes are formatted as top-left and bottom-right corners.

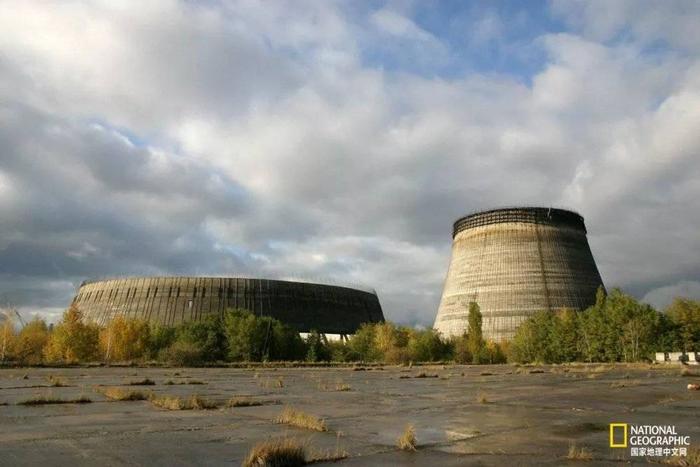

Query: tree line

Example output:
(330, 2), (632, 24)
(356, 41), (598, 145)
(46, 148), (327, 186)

(0, 288), (697, 365)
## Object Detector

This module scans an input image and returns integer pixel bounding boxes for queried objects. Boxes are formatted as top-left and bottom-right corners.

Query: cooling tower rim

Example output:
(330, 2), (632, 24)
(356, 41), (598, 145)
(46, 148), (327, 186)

(452, 206), (587, 238)
(78, 275), (378, 296)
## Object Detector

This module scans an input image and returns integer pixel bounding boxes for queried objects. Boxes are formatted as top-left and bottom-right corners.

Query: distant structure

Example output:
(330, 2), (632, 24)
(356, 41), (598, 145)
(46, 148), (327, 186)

(434, 207), (604, 341)
(71, 276), (384, 335)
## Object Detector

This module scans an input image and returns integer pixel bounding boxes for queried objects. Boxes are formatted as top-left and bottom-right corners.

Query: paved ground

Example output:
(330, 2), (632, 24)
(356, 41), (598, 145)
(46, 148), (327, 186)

(1, 364), (698, 466)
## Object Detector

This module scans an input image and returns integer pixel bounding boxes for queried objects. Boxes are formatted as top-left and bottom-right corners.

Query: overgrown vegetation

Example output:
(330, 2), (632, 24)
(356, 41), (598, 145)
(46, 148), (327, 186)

(508, 289), (700, 363)
(1, 290), (697, 365)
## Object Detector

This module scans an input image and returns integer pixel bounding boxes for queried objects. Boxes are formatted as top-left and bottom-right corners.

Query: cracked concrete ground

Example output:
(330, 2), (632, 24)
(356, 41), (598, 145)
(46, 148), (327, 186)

(1, 364), (698, 466)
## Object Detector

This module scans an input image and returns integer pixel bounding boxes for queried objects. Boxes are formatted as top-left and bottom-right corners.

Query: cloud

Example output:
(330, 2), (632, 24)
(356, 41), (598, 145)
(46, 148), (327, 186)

(0, 1), (699, 325)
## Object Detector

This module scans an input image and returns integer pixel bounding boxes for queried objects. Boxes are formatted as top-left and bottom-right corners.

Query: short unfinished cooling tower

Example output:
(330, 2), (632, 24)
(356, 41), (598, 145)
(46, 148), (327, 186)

(434, 207), (604, 341)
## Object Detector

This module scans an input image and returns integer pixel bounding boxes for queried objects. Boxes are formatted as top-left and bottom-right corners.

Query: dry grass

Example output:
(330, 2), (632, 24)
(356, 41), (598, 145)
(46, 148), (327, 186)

(274, 407), (327, 432)
(476, 391), (490, 404)
(19, 395), (92, 406)
(127, 378), (156, 386)
(414, 372), (438, 378)
(164, 379), (206, 385)
(318, 380), (351, 392)
(610, 380), (641, 388)
(680, 368), (699, 377)
(566, 444), (593, 461)
(397, 424), (417, 451)
(226, 397), (263, 408)
(98, 387), (150, 401)
(149, 394), (218, 410)
(259, 377), (285, 389)
(242, 437), (306, 467)
(47, 375), (68, 387)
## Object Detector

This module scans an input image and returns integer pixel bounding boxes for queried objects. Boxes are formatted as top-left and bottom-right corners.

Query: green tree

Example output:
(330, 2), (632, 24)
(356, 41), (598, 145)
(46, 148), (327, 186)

(467, 302), (485, 364)
(346, 323), (380, 361)
(549, 309), (580, 362)
(508, 311), (554, 363)
(666, 298), (700, 351)
(452, 333), (472, 364)
(147, 324), (177, 359)
(305, 330), (330, 362)
(175, 314), (227, 362)
(408, 328), (451, 362)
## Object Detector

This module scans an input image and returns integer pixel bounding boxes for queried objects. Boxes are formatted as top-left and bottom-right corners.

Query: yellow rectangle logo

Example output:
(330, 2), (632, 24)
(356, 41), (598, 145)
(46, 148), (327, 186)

(609, 423), (627, 448)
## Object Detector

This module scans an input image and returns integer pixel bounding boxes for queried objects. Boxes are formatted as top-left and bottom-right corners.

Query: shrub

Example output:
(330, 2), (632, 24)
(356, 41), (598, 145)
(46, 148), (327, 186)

(159, 340), (204, 366)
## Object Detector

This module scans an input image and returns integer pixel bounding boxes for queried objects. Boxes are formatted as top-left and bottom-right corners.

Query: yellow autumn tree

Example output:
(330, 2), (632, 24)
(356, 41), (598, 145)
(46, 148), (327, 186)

(44, 305), (100, 363)
(99, 315), (150, 362)
(0, 316), (17, 362)
(14, 318), (50, 364)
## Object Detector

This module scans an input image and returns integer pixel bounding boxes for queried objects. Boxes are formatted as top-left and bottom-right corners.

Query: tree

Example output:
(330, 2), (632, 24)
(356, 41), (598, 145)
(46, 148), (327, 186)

(467, 302), (485, 364)
(407, 328), (451, 362)
(99, 315), (150, 362)
(44, 305), (99, 362)
(508, 311), (554, 363)
(176, 315), (226, 362)
(666, 298), (700, 351)
(0, 316), (17, 362)
(452, 333), (472, 364)
(14, 318), (50, 364)
(346, 323), (380, 361)
(223, 309), (305, 362)
(549, 309), (580, 362)
(305, 330), (330, 362)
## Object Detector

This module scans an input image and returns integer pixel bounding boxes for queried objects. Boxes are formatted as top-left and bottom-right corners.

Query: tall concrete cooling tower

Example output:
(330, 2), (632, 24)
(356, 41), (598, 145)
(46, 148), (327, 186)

(434, 207), (604, 342)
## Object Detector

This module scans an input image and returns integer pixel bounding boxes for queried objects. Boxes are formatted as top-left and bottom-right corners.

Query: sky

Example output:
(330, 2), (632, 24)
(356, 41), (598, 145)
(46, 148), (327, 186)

(0, 0), (699, 326)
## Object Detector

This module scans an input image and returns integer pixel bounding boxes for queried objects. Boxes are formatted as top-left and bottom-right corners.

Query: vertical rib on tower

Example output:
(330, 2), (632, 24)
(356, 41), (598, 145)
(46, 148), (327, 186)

(433, 207), (604, 342)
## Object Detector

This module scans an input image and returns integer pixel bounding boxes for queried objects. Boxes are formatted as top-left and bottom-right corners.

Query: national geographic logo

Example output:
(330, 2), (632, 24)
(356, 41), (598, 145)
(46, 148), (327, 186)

(610, 423), (628, 448)
(610, 423), (691, 459)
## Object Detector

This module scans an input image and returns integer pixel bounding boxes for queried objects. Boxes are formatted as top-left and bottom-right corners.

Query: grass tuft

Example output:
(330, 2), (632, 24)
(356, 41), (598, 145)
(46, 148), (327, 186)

(226, 397), (263, 408)
(242, 437), (306, 467)
(274, 406), (327, 432)
(397, 424), (417, 451)
(566, 444), (593, 461)
(19, 395), (91, 406)
(149, 394), (218, 410)
(128, 378), (156, 386)
(98, 387), (150, 401)
(47, 376), (68, 387)
(476, 391), (490, 404)
(414, 372), (438, 378)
